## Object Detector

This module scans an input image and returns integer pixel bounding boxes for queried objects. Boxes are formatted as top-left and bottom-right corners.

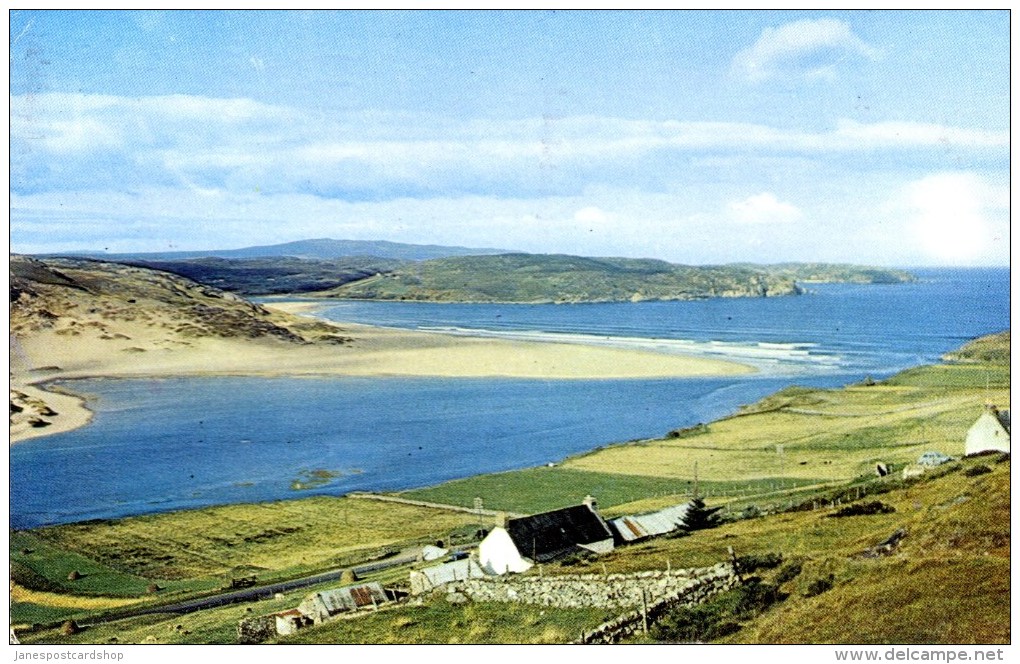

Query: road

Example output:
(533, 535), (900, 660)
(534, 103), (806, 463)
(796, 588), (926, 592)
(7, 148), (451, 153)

(83, 551), (421, 626)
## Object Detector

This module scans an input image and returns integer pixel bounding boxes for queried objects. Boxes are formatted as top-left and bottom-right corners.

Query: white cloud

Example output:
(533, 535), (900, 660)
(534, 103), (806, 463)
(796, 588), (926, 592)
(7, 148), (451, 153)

(892, 173), (1009, 264)
(732, 19), (880, 82)
(727, 193), (803, 225)
(573, 206), (608, 223)
(11, 93), (1006, 201)
(833, 120), (1006, 149)
(8, 92), (1009, 266)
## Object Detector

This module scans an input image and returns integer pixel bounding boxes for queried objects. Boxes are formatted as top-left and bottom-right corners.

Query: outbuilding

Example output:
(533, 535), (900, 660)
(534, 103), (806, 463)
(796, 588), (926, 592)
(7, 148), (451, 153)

(409, 558), (487, 595)
(297, 582), (389, 624)
(609, 502), (691, 543)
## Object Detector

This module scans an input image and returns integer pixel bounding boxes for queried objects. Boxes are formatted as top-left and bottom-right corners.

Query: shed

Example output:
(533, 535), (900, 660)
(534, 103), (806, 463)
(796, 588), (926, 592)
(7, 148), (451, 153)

(917, 451), (954, 467)
(479, 501), (614, 575)
(610, 502), (691, 543)
(409, 558), (487, 595)
(420, 545), (449, 562)
(273, 609), (311, 636)
(965, 406), (1010, 456)
(297, 582), (388, 624)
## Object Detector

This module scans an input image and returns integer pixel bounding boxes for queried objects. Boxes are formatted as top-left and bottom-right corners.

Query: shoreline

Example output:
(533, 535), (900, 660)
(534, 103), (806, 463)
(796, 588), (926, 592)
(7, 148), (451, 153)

(10, 313), (755, 445)
(9, 382), (95, 445)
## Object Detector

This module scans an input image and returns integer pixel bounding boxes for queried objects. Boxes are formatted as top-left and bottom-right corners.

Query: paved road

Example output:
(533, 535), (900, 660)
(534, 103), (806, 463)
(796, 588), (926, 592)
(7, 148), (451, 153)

(83, 552), (421, 626)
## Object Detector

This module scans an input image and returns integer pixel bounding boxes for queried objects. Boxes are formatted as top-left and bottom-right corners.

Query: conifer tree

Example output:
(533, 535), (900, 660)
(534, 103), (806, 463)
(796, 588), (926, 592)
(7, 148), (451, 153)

(680, 496), (723, 532)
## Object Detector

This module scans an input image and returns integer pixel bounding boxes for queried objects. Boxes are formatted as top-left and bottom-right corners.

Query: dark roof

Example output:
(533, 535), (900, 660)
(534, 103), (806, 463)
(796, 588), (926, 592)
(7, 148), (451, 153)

(506, 504), (613, 563)
(996, 410), (1010, 434)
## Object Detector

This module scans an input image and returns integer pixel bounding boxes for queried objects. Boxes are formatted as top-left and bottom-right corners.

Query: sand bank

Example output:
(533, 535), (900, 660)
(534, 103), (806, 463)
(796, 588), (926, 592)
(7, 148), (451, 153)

(10, 311), (753, 443)
(9, 383), (93, 445)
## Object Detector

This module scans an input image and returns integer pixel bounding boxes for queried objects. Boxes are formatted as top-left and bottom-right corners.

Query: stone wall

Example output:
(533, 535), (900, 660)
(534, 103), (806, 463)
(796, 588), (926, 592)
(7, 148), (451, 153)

(574, 564), (739, 644)
(236, 615), (277, 644)
(447, 562), (736, 612)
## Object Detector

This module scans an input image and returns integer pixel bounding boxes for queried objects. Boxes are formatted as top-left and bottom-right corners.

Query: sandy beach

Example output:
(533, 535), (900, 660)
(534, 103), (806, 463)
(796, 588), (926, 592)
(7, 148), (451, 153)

(10, 304), (753, 444)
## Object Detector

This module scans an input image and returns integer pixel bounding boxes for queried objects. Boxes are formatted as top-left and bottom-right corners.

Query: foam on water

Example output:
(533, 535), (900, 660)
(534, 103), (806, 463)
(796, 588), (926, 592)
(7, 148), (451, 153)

(418, 326), (841, 373)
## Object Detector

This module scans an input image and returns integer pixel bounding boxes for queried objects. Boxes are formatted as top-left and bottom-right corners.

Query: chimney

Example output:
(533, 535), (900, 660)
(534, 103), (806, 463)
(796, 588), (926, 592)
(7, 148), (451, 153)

(582, 495), (598, 512)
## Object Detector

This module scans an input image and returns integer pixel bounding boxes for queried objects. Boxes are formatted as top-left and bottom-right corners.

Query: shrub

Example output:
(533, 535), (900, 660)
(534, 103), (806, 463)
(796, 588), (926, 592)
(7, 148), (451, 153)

(804, 574), (835, 597)
(735, 552), (783, 574)
(964, 464), (992, 477)
(729, 579), (786, 619)
(739, 505), (763, 520)
(775, 561), (804, 585)
(650, 604), (739, 643)
(828, 501), (895, 518)
(667, 423), (710, 439)
(558, 550), (596, 567)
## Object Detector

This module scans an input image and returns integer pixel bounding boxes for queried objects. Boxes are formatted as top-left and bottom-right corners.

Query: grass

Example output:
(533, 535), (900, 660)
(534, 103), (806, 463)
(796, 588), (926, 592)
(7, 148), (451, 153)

(560, 366), (1008, 485)
(29, 496), (499, 584)
(399, 467), (824, 516)
(10, 531), (158, 597)
(595, 456), (1008, 644)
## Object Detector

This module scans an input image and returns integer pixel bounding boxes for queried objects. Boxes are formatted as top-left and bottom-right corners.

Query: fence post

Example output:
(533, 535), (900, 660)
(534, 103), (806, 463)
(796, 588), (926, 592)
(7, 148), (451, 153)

(641, 588), (649, 635)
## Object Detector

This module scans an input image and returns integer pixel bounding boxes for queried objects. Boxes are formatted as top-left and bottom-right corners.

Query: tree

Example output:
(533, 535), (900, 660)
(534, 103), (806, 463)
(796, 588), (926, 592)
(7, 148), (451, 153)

(680, 496), (723, 532)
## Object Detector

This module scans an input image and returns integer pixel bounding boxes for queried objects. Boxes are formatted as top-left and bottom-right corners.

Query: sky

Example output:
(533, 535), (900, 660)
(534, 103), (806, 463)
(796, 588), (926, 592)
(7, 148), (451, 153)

(8, 10), (1011, 266)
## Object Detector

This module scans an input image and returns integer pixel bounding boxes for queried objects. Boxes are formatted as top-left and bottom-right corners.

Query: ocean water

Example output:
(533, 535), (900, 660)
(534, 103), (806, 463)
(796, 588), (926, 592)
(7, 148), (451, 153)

(10, 268), (1009, 528)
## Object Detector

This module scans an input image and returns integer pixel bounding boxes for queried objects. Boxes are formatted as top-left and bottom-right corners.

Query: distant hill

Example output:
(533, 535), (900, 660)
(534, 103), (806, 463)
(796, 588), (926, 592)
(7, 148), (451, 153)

(114, 256), (407, 296)
(65, 238), (511, 262)
(316, 253), (805, 303)
(744, 263), (915, 284)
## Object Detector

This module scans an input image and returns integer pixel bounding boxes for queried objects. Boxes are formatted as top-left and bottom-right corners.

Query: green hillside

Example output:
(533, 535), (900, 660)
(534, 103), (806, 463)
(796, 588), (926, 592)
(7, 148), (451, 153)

(320, 253), (804, 302)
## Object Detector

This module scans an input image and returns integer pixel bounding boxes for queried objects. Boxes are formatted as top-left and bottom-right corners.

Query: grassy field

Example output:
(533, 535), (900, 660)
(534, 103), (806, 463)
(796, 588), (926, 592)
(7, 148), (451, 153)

(560, 366), (1007, 484)
(20, 454), (1008, 645)
(12, 497), (499, 627)
(399, 357), (1008, 517)
(27, 497), (499, 584)
(399, 467), (824, 516)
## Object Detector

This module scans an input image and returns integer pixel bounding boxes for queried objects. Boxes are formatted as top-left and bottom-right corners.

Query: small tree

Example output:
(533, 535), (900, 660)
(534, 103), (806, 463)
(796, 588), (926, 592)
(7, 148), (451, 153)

(680, 497), (723, 532)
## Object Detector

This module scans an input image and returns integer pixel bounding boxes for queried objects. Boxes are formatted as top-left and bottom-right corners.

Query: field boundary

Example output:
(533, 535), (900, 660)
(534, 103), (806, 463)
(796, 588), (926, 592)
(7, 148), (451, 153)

(347, 492), (527, 518)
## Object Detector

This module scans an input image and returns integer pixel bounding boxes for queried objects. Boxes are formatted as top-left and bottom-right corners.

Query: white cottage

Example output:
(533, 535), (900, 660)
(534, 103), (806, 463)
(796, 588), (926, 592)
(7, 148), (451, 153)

(965, 406), (1011, 456)
(479, 526), (534, 575)
(478, 499), (615, 575)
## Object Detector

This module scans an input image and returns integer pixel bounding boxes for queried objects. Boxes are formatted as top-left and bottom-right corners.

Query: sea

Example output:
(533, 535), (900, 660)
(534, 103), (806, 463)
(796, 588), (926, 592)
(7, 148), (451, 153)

(9, 268), (1009, 529)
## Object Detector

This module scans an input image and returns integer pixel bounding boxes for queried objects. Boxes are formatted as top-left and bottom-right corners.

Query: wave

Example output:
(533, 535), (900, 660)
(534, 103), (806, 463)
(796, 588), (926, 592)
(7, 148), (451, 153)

(419, 326), (843, 372)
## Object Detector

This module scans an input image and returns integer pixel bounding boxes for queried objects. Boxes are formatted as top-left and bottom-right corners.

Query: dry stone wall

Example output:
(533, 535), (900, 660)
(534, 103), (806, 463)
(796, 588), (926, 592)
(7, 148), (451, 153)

(236, 615), (276, 644)
(575, 564), (740, 644)
(447, 562), (736, 612)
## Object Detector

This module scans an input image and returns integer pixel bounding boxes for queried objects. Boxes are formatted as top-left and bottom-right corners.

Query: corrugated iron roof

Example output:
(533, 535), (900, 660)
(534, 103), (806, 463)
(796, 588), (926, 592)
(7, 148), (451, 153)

(305, 582), (387, 616)
(611, 502), (691, 542)
(418, 558), (486, 586)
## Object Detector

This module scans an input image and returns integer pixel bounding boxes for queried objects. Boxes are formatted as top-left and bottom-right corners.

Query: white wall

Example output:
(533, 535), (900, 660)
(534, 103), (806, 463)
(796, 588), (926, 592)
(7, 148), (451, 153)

(478, 527), (533, 575)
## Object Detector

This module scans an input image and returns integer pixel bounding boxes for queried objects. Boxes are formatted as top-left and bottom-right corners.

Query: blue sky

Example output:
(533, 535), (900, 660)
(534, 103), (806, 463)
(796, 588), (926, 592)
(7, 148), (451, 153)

(9, 10), (1010, 265)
